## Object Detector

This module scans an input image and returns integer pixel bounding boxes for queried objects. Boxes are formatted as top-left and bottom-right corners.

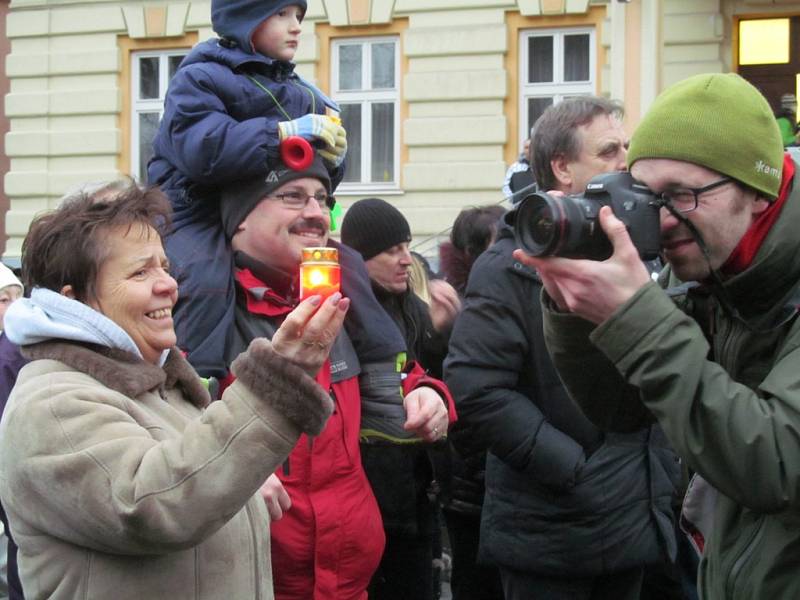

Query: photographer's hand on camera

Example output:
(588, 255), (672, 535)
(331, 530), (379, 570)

(514, 206), (651, 324)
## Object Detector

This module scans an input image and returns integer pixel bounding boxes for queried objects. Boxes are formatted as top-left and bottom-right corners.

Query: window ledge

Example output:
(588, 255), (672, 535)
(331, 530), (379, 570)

(335, 186), (404, 196)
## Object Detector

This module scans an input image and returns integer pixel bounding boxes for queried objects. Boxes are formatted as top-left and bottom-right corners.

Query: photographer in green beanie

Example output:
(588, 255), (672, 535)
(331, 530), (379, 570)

(515, 72), (800, 599)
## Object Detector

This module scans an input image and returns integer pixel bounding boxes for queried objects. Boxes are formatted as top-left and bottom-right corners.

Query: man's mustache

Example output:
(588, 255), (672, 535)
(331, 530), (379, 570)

(289, 218), (327, 234)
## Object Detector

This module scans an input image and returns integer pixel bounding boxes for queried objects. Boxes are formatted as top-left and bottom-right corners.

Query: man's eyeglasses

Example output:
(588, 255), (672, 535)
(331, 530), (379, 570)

(656, 177), (733, 213)
(269, 190), (336, 213)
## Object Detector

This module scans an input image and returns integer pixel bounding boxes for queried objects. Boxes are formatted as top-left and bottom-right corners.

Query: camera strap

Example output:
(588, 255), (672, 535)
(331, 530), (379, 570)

(659, 201), (800, 333)
(658, 200), (746, 326)
(658, 200), (716, 271)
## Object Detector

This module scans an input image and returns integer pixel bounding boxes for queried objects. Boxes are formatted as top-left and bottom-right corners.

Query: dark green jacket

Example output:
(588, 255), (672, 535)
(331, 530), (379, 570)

(542, 158), (800, 599)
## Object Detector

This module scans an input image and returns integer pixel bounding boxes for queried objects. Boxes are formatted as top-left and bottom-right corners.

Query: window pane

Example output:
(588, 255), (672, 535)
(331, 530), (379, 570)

(371, 43), (395, 89)
(739, 19), (790, 65)
(168, 55), (185, 81)
(341, 104), (362, 182)
(139, 57), (159, 99)
(371, 103), (394, 182)
(138, 112), (161, 179)
(339, 45), (363, 91)
(528, 36), (554, 83)
(564, 34), (590, 81)
(528, 97), (553, 133)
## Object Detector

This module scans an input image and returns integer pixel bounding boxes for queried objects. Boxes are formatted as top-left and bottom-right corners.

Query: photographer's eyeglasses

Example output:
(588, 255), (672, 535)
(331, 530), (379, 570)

(656, 177), (733, 213)
(269, 190), (336, 214)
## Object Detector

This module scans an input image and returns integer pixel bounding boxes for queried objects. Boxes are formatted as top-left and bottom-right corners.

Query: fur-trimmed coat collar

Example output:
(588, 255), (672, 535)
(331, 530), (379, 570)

(20, 341), (210, 409)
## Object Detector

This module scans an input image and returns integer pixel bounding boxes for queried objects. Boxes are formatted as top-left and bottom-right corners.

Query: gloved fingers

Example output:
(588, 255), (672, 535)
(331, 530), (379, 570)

(318, 147), (345, 168)
(315, 128), (337, 150)
(332, 124), (347, 145)
(279, 115), (343, 150)
(318, 148), (336, 161)
(277, 120), (296, 141)
(279, 114), (321, 142)
(321, 135), (347, 158)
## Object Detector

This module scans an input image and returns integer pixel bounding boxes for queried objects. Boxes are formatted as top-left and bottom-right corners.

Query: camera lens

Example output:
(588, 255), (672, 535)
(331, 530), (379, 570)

(514, 191), (609, 259)
(531, 210), (556, 246)
(514, 192), (565, 256)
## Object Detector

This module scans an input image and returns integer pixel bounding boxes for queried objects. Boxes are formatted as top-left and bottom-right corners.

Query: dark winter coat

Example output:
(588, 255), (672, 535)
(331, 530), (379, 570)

(444, 223), (680, 577)
(148, 37), (402, 378)
(361, 288), (450, 538)
(375, 288), (448, 380)
(146, 19), (345, 377)
(0, 334), (26, 600)
(148, 38), (340, 210)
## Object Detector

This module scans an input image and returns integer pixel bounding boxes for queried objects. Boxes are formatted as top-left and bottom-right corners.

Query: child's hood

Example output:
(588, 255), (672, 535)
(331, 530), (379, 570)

(211, 0), (308, 53)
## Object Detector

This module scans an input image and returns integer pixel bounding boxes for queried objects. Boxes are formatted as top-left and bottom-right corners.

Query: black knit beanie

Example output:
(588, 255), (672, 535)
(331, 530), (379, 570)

(340, 198), (411, 261)
(220, 155), (331, 239)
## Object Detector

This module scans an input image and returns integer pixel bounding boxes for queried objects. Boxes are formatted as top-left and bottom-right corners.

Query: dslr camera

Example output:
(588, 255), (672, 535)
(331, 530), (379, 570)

(513, 171), (661, 261)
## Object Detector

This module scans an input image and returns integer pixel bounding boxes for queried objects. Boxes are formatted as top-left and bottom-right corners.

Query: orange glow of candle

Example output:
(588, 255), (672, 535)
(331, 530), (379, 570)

(299, 247), (341, 300)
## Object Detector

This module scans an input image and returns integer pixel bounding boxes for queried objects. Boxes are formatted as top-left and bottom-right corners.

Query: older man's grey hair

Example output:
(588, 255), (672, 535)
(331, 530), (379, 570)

(531, 96), (624, 193)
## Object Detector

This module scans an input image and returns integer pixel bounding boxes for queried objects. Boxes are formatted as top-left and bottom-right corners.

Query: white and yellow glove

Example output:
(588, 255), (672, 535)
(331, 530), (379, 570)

(278, 114), (340, 150)
(318, 122), (348, 168)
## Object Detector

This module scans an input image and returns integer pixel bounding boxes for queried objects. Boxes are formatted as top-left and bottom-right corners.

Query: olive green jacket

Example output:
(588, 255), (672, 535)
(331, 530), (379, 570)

(542, 159), (800, 600)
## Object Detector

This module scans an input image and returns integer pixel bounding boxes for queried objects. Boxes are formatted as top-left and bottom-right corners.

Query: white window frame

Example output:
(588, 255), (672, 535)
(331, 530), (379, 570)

(518, 27), (596, 147)
(331, 36), (401, 194)
(131, 49), (188, 182)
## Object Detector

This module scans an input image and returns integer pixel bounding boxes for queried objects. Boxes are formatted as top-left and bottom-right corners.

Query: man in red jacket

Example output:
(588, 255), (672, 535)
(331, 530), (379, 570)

(213, 154), (454, 600)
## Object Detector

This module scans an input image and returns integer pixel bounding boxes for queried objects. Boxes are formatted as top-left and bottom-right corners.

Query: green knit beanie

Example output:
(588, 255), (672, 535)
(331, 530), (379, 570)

(628, 73), (784, 198)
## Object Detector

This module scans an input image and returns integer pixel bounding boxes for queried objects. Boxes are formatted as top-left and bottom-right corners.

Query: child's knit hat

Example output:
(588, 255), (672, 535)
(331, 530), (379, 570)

(212, 0), (308, 53)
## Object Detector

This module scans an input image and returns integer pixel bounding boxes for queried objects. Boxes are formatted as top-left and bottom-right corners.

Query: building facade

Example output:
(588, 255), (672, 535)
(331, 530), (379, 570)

(2, 0), (799, 260)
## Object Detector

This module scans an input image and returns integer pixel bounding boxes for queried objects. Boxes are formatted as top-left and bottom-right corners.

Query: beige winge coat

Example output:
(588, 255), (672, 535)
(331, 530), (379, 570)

(0, 338), (332, 600)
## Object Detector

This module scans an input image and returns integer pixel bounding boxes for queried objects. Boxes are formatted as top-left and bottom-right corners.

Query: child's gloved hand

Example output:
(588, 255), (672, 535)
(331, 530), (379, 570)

(278, 114), (341, 150)
(319, 124), (348, 168)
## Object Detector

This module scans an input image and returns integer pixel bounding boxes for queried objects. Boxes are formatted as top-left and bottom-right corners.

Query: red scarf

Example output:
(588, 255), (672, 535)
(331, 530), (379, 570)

(226, 268), (333, 392)
(235, 268), (297, 318)
(722, 153), (795, 275)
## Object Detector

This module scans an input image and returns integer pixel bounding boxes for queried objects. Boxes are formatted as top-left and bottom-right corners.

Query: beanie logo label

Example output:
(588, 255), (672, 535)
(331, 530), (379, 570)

(755, 160), (781, 179)
(265, 170), (280, 183)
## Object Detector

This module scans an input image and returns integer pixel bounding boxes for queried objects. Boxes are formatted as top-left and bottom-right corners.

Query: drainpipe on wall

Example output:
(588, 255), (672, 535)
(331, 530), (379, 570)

(609, 0), (627, 105)
(0, 0), (10, 260)
(639, 0), (663, 119)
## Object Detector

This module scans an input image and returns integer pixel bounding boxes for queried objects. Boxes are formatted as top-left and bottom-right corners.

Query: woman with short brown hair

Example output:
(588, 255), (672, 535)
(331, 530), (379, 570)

(0, 180), (347, 600)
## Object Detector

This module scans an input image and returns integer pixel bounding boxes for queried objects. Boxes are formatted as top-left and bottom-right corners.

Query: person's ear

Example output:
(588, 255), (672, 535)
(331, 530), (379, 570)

(752, 195), (772, 217)
(60, 284), (76, 299)
(550, 154), (573, 188)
